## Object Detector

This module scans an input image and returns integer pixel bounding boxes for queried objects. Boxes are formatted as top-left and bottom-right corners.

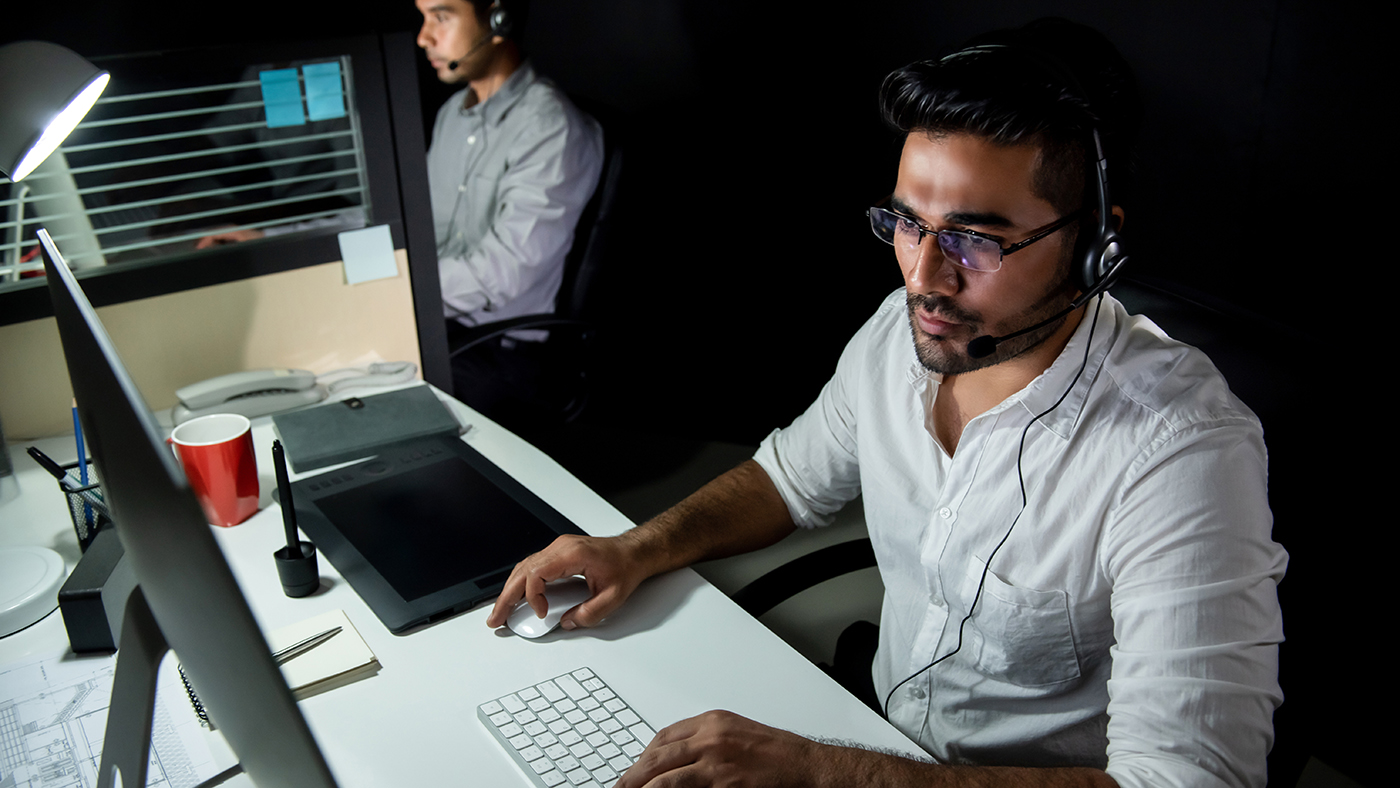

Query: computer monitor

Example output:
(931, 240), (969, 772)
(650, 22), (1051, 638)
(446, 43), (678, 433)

(39, 227), (338, 788)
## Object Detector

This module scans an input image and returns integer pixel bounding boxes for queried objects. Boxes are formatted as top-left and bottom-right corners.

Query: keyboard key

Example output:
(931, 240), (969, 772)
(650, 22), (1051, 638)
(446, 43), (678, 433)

(556, 674), (588, 701)
(539, 680), (566, 702)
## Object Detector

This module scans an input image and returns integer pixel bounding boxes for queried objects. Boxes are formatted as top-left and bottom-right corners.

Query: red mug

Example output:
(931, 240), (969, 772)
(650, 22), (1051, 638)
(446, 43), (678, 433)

(169, 413), (260, 527)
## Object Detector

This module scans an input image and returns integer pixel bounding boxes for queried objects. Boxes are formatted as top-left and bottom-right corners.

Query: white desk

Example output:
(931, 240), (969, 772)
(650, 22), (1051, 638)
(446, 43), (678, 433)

(0, 388), (920, 786)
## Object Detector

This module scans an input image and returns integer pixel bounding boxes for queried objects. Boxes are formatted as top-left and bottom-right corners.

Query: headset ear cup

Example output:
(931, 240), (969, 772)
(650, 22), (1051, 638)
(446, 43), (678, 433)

(489, 2), (513, 38)
(1084, 228), (1127, 292)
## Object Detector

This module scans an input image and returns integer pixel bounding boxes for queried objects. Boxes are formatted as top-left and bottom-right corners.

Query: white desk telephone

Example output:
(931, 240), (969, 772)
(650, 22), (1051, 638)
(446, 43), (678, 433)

(171, 368), (326, 424)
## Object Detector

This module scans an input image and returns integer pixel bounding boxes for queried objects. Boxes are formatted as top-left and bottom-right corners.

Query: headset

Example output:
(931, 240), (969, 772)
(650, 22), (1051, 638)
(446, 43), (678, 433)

(940, 42), (1131, 359)
(880, 37), (1125, 720)
(945, 43), (1128, 295)
(447, 1), (515, 71)
(487, 0), (514, 39)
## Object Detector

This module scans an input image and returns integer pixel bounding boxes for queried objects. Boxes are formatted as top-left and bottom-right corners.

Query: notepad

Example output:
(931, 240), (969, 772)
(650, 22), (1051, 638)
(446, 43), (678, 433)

(179, 609), (379, 725)
(270, 608), (380, 700)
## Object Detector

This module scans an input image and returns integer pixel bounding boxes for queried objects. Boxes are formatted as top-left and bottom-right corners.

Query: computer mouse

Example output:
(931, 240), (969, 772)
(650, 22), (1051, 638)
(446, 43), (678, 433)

(504, 576), (592, 639)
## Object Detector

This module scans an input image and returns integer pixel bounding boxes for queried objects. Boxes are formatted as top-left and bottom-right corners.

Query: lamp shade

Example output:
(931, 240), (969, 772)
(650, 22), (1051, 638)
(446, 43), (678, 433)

(0, 41), (109, 182)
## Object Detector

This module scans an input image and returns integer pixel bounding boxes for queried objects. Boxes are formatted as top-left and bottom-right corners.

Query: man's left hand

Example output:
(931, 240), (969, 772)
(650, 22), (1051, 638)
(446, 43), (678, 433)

(615, 710), (832, 788)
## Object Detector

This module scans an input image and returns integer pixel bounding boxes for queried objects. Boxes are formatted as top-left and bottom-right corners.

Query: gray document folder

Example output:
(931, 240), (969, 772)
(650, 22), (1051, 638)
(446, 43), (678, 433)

(272, 386), (460, 473)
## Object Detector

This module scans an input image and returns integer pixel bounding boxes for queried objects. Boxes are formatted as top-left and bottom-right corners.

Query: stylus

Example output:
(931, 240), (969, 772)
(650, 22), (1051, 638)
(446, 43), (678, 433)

(272, 439), (299, 551)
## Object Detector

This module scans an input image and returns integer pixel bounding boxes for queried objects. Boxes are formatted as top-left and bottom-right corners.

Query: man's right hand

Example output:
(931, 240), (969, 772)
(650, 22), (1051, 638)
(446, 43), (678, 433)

(485, 532), (654, 631)
(195, 227), (265, 249)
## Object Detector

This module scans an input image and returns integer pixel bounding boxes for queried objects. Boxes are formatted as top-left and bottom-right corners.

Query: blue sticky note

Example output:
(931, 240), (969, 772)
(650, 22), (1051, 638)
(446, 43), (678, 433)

(259, 68), (304, 128)
(303, 62), (346, 122)
(338, 225), (398, 285)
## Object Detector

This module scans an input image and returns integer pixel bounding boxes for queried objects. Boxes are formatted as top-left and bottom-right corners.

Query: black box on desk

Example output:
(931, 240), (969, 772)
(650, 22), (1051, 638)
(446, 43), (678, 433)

(58, 527), (136, 653)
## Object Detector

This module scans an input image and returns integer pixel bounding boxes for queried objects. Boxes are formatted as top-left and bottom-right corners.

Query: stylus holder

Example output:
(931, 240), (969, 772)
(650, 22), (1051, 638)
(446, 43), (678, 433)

(274, 541), (319, 597)
(58, 458), (113, 553)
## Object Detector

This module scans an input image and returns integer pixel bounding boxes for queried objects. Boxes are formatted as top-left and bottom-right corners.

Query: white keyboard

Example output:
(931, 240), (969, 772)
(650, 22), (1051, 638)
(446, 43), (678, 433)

(478, 668), (657, 788)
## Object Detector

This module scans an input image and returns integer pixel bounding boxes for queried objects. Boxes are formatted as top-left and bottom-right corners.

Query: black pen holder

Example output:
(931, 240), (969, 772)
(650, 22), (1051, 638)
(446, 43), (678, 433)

(59, 458), (112, 553)
(274, 541), (320, 597)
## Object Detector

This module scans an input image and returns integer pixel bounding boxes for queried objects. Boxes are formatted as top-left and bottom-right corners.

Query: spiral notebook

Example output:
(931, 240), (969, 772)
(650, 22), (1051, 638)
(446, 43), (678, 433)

(180, 609), (379, 725)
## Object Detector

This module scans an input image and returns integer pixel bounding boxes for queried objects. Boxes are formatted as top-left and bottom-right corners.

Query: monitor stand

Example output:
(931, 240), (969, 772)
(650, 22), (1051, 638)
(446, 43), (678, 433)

(97, 587), (244, 788)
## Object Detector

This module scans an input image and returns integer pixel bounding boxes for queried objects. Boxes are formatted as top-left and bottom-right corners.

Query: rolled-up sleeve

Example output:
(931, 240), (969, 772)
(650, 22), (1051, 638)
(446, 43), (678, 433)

(1103, 421), (1286, 788)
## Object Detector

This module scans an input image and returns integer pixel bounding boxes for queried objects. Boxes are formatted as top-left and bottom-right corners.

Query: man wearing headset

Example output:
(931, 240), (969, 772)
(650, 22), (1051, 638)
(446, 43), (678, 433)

(415, 0), (602, 426)
(202, 0), (603, 427)
(489, 19), (1284, 788)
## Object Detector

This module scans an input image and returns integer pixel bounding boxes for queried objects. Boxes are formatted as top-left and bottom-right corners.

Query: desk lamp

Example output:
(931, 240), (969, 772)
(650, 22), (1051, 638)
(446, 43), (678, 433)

(0, 41), (108, 638)
(0, 41), (109, 182)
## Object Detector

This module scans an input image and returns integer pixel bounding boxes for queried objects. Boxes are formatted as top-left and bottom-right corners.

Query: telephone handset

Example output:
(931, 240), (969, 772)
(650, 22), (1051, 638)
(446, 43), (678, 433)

(172, 368), (327, 424)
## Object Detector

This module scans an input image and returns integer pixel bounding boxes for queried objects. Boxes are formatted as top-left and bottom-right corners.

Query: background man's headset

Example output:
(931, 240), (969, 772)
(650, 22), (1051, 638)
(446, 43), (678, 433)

(447, 1), (515, 72)
(880, 41), (1127, 721)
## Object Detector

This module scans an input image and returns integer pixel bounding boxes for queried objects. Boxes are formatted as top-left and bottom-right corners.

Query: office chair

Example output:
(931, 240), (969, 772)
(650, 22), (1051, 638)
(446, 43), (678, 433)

(446, 100), (625, 423)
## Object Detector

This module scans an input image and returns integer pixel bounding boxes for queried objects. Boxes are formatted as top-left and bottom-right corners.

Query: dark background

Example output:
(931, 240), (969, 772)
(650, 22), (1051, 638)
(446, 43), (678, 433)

(12, 2), (1375, 785)
(13, 0), (1366, 445)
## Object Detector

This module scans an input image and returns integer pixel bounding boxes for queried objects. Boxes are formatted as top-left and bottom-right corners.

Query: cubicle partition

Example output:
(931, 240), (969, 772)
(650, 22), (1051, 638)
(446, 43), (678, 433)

(0, 33), (448, 438)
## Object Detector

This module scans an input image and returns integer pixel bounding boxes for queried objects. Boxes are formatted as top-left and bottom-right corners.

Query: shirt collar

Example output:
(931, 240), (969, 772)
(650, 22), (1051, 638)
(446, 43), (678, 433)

(1012, 294), (1118, 439)
(463, 59), (535, 126)
(903, 294), (1120, 441)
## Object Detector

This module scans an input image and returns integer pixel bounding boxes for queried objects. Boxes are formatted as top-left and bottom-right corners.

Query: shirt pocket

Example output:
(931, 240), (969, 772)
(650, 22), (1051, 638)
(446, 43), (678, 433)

(963, 561), (1082, 688)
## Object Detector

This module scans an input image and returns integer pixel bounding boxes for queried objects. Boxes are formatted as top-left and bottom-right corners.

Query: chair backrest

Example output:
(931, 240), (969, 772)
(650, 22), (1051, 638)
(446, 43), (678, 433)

(556, 99), (625, 323)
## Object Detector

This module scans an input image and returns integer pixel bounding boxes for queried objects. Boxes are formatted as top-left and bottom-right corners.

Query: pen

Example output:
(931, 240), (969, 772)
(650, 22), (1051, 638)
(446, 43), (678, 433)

(274, 626), (341, 664)
(27, 445), (71, 482)
(28, 446), (106, 501)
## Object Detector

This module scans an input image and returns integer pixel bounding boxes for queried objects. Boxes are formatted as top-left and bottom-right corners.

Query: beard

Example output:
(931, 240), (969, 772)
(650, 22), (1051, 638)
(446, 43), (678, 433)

(906, 281), (1078, 376)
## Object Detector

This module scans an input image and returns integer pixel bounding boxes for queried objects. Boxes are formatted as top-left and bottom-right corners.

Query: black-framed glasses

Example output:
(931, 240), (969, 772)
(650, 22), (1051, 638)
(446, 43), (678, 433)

(867, 204), (1084, 273)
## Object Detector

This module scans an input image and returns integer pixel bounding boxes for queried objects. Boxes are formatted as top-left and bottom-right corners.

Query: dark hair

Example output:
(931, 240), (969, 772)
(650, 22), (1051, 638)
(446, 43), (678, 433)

(879, 18), (1141, 214)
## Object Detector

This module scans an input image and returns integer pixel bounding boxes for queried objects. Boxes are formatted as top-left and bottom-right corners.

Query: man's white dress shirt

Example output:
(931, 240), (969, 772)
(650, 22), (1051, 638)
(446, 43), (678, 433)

(753, 289), (1286, 788)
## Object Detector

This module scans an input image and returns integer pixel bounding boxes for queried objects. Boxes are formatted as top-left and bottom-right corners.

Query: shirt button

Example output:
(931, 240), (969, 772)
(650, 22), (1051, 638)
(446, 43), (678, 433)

(939, 507), (952, 519)
(458, 184), (466, 192)
(911, 687), (927, 700)
(467, 135), (477, 144)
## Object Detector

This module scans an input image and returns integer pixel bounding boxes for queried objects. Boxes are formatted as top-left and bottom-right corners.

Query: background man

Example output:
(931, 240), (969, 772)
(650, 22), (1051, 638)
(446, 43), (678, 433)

(487, 18), (1285, 788)
(416, 0), (603, 428)
(201, 0), (604, 431)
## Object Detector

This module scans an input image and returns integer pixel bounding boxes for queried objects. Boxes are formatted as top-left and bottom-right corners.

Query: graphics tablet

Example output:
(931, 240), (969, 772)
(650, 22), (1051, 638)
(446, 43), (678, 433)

(287, 435), (585, 633)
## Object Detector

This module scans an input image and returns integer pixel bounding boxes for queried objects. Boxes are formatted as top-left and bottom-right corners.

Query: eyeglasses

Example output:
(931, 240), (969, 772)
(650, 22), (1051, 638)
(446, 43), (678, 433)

(867, 204), (1084, 273)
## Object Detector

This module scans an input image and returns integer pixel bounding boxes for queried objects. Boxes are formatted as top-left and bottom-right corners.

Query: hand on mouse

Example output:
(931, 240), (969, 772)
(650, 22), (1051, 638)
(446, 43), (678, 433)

(486, 532), (658, 631)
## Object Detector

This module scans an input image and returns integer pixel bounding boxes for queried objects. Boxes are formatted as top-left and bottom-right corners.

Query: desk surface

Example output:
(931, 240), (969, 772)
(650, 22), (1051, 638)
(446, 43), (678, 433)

(0, 387), (919, 786)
